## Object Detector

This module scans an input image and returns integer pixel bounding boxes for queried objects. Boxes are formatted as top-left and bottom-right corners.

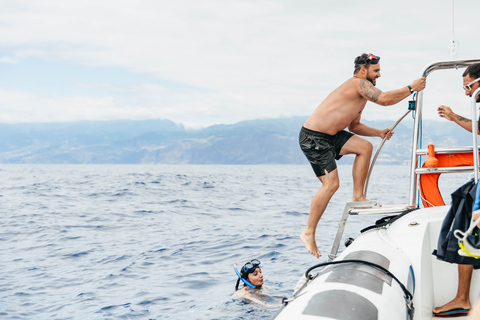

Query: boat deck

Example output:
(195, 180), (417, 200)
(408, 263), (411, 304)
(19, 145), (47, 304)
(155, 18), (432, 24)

(387, 205), (480, 319)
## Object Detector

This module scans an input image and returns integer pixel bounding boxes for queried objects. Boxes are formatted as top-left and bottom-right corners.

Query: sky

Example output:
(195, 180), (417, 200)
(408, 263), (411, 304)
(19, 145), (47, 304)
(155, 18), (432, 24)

(0, 0), (479, 128)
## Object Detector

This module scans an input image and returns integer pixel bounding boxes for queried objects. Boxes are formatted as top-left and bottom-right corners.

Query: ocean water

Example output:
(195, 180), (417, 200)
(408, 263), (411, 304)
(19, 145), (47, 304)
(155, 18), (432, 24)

(0, 164), (467, 320)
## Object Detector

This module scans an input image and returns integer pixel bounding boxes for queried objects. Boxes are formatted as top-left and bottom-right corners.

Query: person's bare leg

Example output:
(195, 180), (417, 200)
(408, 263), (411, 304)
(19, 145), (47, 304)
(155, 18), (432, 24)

(433, 264), (473, 313)
(339, 135), (372, 201)
(301, 169), (339, 258)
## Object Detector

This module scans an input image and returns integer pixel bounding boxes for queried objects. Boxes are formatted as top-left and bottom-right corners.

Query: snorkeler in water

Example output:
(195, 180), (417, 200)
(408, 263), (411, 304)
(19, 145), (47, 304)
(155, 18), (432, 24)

(233, 259), (264, 290)
(232, 259), (281, 308)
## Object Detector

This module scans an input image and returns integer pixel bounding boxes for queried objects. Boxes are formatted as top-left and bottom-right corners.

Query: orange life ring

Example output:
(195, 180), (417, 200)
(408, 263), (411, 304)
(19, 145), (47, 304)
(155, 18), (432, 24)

(419, 152), (479, 207)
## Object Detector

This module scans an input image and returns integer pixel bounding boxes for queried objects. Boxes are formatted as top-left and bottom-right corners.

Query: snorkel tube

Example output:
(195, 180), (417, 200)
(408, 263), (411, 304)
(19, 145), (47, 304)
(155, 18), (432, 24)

(454, 181), (480, 258)
(233, 264), (256, 288)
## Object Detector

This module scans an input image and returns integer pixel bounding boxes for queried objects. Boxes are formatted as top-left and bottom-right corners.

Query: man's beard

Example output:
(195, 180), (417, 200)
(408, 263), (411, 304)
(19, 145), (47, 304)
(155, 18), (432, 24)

(367, 76), (376, 86)
(366, 71), (376, 86)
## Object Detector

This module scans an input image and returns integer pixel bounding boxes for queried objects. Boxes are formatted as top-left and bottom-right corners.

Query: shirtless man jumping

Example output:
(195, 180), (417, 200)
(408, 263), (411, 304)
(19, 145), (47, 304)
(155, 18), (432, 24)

(299, 53), (426, 258)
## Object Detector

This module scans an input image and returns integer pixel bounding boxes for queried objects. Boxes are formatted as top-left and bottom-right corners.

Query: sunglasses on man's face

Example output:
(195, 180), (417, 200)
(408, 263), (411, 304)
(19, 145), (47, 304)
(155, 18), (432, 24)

(463, 77), (480, 91)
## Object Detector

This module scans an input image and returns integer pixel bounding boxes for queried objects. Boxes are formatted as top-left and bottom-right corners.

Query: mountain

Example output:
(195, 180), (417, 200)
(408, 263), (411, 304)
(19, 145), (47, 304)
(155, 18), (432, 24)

(0, 117), (474, 164)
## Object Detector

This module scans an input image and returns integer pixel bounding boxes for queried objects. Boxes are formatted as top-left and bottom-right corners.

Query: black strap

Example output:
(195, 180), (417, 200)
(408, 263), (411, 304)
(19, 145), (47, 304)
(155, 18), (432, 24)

(360, 207), (418, 233)
(304, 259), (414, 318)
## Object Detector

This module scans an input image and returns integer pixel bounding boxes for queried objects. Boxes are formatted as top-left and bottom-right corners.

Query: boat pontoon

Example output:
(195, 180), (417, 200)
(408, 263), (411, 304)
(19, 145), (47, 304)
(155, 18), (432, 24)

(273, 58), (480, 320)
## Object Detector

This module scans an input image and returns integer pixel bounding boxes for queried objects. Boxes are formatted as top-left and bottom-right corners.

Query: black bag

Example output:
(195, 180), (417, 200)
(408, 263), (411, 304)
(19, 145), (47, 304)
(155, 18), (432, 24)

(432, 179), (480, 268)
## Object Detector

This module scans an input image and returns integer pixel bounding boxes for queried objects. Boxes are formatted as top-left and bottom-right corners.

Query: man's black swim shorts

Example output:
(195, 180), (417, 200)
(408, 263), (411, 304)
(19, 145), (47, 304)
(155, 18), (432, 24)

(299, 126), (353, 177)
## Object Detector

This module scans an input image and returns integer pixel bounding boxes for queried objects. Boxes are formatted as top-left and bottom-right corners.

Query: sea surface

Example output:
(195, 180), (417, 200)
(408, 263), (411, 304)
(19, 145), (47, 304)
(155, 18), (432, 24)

(0, 164), (467, 320)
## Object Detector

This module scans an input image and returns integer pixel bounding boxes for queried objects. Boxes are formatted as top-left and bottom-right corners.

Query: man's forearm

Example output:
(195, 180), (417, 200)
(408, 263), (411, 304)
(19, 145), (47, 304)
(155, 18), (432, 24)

(376, 87), (411, 106)
(453, 114), (476, 133)
(349, 122), (381, 137)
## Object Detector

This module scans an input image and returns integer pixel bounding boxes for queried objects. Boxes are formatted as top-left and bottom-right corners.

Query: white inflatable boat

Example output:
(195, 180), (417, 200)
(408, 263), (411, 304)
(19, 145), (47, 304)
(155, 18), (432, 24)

(273, 59), (480, 320)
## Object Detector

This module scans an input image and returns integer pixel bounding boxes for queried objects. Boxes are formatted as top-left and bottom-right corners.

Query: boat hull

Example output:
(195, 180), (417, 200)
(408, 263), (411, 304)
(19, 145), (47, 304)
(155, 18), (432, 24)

(273, 206), (480, 320)
(274, 229), (414, 320)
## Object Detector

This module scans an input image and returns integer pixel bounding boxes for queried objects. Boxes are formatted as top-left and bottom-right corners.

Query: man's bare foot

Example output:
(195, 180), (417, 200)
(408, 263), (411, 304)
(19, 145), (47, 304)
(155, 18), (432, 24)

(433, 299), (471, 314)
(300, 231), (321, 258)
(351, 196), (369, 202)
(351, 197), (382, 207)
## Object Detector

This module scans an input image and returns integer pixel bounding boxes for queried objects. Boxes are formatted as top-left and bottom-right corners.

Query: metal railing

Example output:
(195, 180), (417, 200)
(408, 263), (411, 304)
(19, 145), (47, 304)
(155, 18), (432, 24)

(364, 109), (411, 197)
(471, 87), (480, 183)
(408, 58), (480, 206)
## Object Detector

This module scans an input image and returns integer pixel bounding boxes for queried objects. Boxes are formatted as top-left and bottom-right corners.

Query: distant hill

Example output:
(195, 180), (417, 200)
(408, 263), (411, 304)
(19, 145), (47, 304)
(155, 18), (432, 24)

(0, 117), (474, 164)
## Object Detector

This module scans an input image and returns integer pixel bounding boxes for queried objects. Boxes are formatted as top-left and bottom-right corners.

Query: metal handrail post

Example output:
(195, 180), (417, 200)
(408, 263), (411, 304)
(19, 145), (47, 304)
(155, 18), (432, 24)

(409, 90), (422, 207)
(364, 109), (411, 197)
(472, 88), (480, 183)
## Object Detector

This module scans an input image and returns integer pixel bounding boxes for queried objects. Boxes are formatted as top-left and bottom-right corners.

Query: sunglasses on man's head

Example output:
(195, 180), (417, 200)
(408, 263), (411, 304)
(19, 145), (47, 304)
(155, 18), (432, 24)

(368, 53), (380, 62)
(463, 77), (480, 91)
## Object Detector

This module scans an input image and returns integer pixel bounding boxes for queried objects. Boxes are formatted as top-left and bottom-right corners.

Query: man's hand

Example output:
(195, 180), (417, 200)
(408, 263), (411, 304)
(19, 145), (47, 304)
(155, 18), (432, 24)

(411, 77), (426, 92)
(380, 128), (393, 140)
(438, 105), (456, 121)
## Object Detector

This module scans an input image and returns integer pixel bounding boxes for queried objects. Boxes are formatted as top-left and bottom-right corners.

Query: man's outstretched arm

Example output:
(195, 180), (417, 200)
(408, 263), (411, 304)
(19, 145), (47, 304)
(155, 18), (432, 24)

(438, 105), (480, 134)
(359, 77), (426, 106)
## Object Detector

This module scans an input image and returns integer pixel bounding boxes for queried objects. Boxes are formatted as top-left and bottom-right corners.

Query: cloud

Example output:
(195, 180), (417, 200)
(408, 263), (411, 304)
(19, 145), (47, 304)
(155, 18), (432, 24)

(0, 0), (478, 126)
(0, 56), (19, 64)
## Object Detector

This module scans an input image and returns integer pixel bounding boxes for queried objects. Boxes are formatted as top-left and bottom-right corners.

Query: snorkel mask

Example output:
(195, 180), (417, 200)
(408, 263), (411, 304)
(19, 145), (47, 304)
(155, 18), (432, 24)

(233, 259), (261, 289)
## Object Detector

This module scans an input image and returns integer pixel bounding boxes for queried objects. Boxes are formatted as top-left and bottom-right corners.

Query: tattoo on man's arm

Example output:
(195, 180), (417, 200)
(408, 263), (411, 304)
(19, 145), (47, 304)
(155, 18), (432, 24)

(457, 115), (471, 123)
(359, 80), (381, 102)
